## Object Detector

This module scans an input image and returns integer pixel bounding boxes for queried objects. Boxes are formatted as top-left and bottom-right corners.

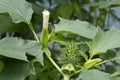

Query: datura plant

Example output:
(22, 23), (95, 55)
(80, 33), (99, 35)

(0, 0), (120, 80)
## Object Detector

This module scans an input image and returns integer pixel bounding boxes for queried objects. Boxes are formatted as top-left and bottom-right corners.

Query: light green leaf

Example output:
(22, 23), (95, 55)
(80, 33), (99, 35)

(0, 37), (43, 65)
(88, 28), (120, 57)
(55, 18), (98, 39)
(21, 40), (43, 65)
(0, 37), (28, 61)
(0, 0), (33, 23)
(0, 60), (35, 80)
(77, 69), (110, 80)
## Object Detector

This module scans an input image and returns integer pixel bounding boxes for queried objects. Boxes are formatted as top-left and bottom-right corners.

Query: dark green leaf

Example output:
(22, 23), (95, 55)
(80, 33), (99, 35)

(112, 51), (120, 64)
(55, 18), (98, 39)
(0, 61), (4, 72)
(0, 14), (28, 33)
(0, 0), (33, 23)
(57, 5), (73, 19)
(0, 59), (35, 80)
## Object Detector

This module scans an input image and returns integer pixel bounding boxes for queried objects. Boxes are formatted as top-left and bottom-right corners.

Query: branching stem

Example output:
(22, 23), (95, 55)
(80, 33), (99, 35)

(44, 48), (65, 76)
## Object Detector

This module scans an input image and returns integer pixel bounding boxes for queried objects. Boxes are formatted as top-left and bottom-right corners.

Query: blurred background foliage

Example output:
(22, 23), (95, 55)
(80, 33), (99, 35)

(0, 0), (120, 39)
(0, 0), (120, 80)
(0, 0), (120, 38)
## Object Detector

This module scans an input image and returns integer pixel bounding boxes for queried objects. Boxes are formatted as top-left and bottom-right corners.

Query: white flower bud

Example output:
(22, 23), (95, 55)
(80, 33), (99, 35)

(42, 10), (50, 29)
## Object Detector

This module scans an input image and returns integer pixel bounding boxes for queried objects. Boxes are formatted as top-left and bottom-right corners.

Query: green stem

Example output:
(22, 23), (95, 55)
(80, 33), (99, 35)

(28, 23), (39, 42)
(70, 69), (81, 77)
(63, 75), (70, 80)
(94, 60), (110, 67)
(44, 48), (64, 76)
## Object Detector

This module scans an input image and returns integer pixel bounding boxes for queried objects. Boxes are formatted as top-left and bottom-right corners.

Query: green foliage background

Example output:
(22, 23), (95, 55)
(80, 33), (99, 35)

(0, 0), (120, 80)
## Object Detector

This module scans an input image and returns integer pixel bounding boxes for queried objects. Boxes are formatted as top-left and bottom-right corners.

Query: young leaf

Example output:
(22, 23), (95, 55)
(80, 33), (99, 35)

(0, 37), (43, 65)
(55, 18), (98, 39)
(88, 28), (120, 57)
(0, 0), (33, 24)
(77, 69), (110, 80)
(0, 60), (35, 80)
(83, 58), (102, 69)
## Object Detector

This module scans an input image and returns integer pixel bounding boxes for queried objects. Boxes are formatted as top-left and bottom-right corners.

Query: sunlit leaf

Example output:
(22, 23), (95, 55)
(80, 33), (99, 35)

(77, 69), (110, 80)
(0, 0), (33, 23)
(88, 28), (120, 57)
(0, 37), (43, 65)
(55, 18), (98, 39)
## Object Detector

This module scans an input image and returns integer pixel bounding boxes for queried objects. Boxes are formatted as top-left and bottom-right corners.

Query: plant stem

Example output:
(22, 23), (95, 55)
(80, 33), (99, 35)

(94, 60), (110, 67)
(28, 23), (39, 42)
(63, 75), (70, 80)
(44, 48), (65, 76)
(70, 69), (81, 77)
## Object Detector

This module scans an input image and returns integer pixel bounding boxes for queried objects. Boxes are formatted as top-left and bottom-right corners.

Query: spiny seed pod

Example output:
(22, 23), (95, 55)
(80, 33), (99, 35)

(58, 41), (84, 65)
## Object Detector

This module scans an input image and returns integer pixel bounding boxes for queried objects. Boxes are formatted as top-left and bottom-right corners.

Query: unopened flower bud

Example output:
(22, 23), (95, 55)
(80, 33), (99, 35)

(42, 10), (50, 29)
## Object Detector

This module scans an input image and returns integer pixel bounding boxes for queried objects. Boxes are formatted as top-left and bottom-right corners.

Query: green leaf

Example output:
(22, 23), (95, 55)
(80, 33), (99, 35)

(0, 37), (43, 65)
(109, 72), (120, 80)
(112, 51), (120, 64)
(86, 0), (120, 8)
(0, 61), (4, 72)
(110, 77), (120, 80)
(57, 5), (73, 19)
(0, 37), (28, 61)
(0, 14), (29, 33)
(21, 40), (43, 65)
(88, 28), (120, 57)
(55, 18), (98, 39)
(77, 69), (110, 80)
(0, 0), (33, 23)
(0, 59), (35, 80)
(29, 59), (59, 80)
